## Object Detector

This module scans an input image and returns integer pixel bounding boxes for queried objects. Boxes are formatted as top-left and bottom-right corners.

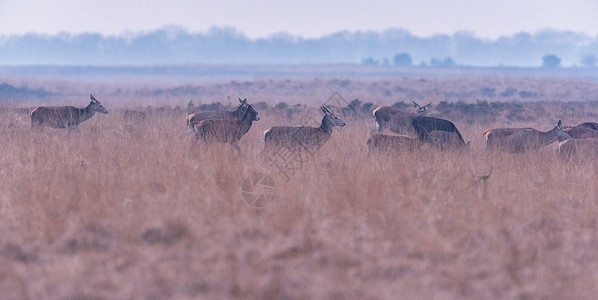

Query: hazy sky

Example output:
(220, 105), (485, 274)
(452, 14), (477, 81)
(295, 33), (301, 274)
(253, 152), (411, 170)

(0, 0), (597, 39)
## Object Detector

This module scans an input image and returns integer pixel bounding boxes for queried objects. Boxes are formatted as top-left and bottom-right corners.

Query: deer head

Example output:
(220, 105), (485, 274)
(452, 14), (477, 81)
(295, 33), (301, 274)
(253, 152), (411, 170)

(89, 94), (108, 114)
(321, 106), (346, 127)
(413, 101), (431, 115)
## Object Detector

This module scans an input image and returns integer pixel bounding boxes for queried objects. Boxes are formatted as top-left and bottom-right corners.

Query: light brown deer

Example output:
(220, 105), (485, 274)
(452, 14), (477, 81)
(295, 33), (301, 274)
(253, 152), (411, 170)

(186, 98), (249, 133)
(367, 134), (423, 154)
(558, 138), (598, 161)
(483, 120), (571, 153)
(263, 106), (345, 154)
(191, 104), (259, 153)
(372, 101), (430, 136)
(30, 94), (108, 129)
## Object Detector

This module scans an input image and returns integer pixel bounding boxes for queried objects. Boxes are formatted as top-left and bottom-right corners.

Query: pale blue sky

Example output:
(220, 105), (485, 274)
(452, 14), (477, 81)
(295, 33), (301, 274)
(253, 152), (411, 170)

(0, 0), (597, 38)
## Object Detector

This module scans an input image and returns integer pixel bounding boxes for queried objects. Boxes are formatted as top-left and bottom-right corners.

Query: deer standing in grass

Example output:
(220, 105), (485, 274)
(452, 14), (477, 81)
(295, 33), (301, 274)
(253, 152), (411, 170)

(191, 104), (259, 153)
(30, 94), (108, 129)
(263, 106), (345, 154)
(483, 120), (572, 153)
(186, 98), (249, 133)
(372, 101), (430, 136)
(558, 138), (598, 161)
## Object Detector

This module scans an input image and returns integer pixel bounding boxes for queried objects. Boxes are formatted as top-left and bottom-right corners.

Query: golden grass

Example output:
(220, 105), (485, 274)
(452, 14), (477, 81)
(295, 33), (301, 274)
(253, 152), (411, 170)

(1, 91), (598, 299)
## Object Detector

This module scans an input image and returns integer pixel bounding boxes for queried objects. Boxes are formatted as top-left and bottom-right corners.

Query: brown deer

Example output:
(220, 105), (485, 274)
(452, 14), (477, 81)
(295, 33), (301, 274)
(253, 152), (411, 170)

(425, 130), (470, 150)
(191, 104), (259, 153)
(367, 134), (423, 154)
(30, 94), (108, 129)
(372, 101), (430, 136)
(263, 106), (345, 154)
(483, 120), (571, 153)
(558, 138), (598, 161)
(186, 98), (249, 133)
(563, 125), (598, 140)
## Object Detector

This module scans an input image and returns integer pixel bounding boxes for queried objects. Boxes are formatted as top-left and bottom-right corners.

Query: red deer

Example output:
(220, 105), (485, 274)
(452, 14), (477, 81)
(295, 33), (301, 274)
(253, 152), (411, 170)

(558, 138), (598, 161)
(191, 104), (259, 153)
(411, 116), (466, 144)
(425, 130), (470, 150)
(562, 125), (598, 140)
(483, 120), (571, 153)
(367, 134), (423, 154)
(30, 94), (108, 129)
(372, 101), (430, 135)
(186, 98), (249, 133)
(577, 122), (598, 131)
(263, 106), (345, 154)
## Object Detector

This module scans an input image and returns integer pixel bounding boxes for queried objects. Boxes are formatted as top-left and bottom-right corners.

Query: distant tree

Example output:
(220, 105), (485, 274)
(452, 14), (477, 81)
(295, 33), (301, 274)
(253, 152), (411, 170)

(542, 54), (561, 68)
(581, 54), (597, 68)
(382, 58), (390, 66)
(393, 53), (412, 66)
(361, 57), (380, 66)
(430, 57), (456, 68)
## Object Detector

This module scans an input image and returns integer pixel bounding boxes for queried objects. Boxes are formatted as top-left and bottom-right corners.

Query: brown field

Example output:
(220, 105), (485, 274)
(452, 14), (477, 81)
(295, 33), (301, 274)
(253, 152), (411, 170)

(1, 73), (598, 299)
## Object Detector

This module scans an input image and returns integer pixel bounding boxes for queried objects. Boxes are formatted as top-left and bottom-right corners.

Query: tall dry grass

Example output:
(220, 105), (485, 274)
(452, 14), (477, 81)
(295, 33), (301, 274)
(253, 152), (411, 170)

(0, 95), (598, 299)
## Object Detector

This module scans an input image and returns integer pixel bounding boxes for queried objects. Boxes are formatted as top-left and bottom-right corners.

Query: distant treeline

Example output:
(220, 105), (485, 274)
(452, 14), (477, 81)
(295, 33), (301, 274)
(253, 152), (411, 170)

(0, 26), (597, 67)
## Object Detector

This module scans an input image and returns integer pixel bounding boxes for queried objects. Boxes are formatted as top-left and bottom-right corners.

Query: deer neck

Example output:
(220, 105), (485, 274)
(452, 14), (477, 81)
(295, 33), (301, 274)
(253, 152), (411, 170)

(319, 116), (334, 137)
(237, 109), (254, 136)
(80, 103), (96, 123)
(538, 127), (558, 147)
(233, 105), (245, 120)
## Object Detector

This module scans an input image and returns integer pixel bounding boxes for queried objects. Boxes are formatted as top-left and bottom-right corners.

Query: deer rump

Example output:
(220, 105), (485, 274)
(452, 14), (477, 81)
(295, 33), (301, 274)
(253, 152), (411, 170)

(411, 116), (465, 143)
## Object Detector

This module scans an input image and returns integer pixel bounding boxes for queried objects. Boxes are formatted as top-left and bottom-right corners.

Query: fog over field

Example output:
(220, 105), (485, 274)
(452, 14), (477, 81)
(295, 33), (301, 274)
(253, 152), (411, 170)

(0, 27), (597, 67)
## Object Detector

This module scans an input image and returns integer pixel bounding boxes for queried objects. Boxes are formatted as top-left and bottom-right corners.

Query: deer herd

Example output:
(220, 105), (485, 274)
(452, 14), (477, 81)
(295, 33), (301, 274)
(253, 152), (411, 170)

(27, 95), (598, 161)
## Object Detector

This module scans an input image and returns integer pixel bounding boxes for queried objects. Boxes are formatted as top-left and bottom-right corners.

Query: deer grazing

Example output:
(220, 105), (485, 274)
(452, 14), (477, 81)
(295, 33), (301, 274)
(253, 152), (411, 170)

(425, 130), (470, 150)
(372, 101), (430, 135)
(367, 134), (423, 154)
(186, 98), (250, 133)
(30, 94), (108, 129)
(191, 104), (259, 153)
(263, 106), (345, 154)
(558, 138), (598, 161)
(411, 116), (466, 143)
(483, 120), (572, 153)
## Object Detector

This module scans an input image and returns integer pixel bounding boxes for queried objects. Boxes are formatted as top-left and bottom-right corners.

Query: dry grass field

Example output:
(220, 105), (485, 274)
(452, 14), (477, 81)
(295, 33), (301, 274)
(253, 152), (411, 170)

(1, 73), (598, 299)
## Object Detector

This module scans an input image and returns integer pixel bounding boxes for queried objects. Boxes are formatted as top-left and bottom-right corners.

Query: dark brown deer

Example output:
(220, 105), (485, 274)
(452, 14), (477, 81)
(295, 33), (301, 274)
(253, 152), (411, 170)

(367, 134), (423, 154)
(186, 98), (249, 133)
(191, 104), (259, 153)
(372, 101), (430, 135)
(425, 130), (470, 150)
(30, 94), (108, 129)
(483, 120), (571, 153)
(263, 106), (345, 154)
(562, 125), (598, 140)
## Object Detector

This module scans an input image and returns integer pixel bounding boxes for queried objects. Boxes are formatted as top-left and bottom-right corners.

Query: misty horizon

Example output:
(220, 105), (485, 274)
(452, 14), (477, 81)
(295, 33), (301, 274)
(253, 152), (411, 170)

(0, 25), (597, 67)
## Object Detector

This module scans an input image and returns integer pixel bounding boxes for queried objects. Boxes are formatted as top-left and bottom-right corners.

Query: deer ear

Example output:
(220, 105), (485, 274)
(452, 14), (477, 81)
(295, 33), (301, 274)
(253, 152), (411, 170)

(321, 106), (330, 115)
(90, 94), (97, 102)
(412, 100), (418, 108)
(557, 120), (562, 128)
(426, 102), (432, 108)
